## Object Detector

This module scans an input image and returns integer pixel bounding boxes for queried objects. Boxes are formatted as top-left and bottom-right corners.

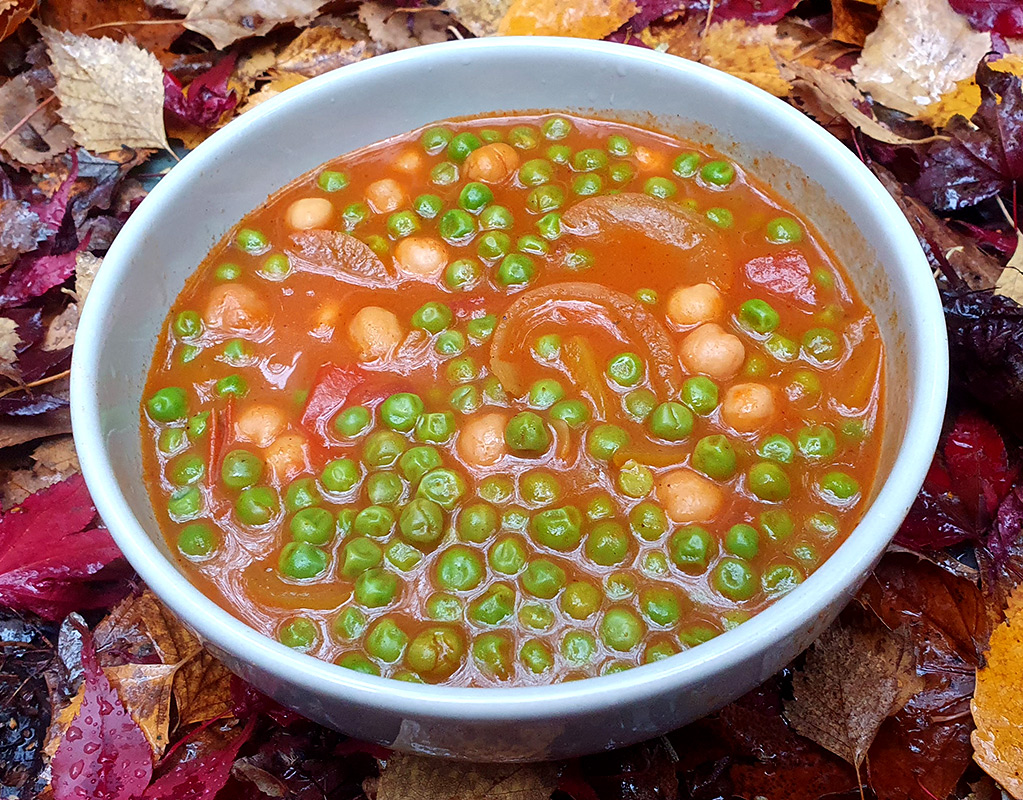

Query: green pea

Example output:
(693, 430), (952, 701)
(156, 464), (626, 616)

(333, 606), (368, 640)
(744, 355), (768, 378)
(479, 476), (514, 504)
(426, 592), (463, 622)
(398, 446), (442, 484)
(458, 503), (499, 543)
(366, 472), (403, 505)
(439, 208), (476, 242)
(414, 412), (454, 444)
(363, 618), (408, 663)
(788, 370), (822, 406)
(813, 268), (836, 290)
(797, 426), (837, 460)
(341, 538), (383, 578)
(640, 588), (682, 627)
(354, 568), (399, 607)
(841, 419), (868, 441)
(465, 315), (496, 343)
(520, 471), (560, 506)
(492, 254), (534, 290)
(413, 193), (443, 219)
(760, 509), (795, 541)
(472, 633), (513, 679)
(530, 506), (583, 551)
(739, 299), (780, 334)
(342, 202), (370, 230)
(384, 210), (418, 240)
(476, 230), (511, 262)
(806, 511), (840, 538)
(748, 462), (791, 501)
(550, 400), (590, 428)
(588, 424), (629, 460)
(542, 116), (572, 140)
(536, 212), (562, 240)
(585, 521), (630, 566)
(445, 258), (482, 291)
(645, 641), (679, 663)
(378, 393), (425, 434)
(792, 542), (819, 566)
(411, 302), (453, 334)
(321, 457), (360, 493)
(364, 430), (407, 469)
(407, 627), (465, 680)
(450, 385), (481, 415)
(170, 454), (204, 486)
(606, 352), (644, 388)
(447, 132), (482, 163)
(504, 412), (550, 454)
(532, 334), (561, 361)
(547, 144), (571, 165)
(385, 540), (422, 571)
(470, 584), (515, 625)
(766, 216), (803, 244)
(236, 228), (268, 253)
(215, 375), (247, 398)
(178, 344), (201, 364)
(354, 505), (395, 539)
(259, 253), (290, 280)
(430, 161), (460, 186)
(573, 148), (608, 172)
(758, 434), (795, 464)
(605, 572), (637, 602)
(677, 378), (716, 417)
(606, 134), (633, 156)
(177, 523), (217, 558)
(459, 182), (494, 214)
(679, 625), (719, 648)
(610, 162), (635, 184)
(520, 558), (566, 599)
(713, 558), (757, 601)
(599, 608), (645, 652)
(644, 177), (677, 199)
(431, 330), (464, 357)
(290, 507), (334, 545)
(519, 604), (555, 632)
(819, 471), (860, 503)
(279, 617), (319, 650)
(221, 339), (250, 365)
(725, 524), (760, 560)
(397, 498), (444, 545)
(187, 412), (209, 439)
(335, 406), (372, 438)
(489, 536), (527, 574)
(221, 449), (262, 489)
(417, 468), (466, 510)
(764, 563), (803, 597)
(508, 125), (539, 150)
(480, 205), (513, 230)
(561, 631), (596, 666)
(173, 310), (202, 339)
(624, 388), (657, 420)
(629, 502), (668, 541)
(617, 459), (654, 499)
(802, 328), (842, 363)
(562, 248), (595, 271)
(279, 541), (327, 579)
(421, 125), (453, 154)
(692, 435), (737, 481)
(669, 526), (713, 572)
(337, 653), (380, 675)
(701, 160), (735, 187)
(705, 207), (734, 229)
(642, 551), (669, 576)
(561, 581), (601, 620)
(673, 151), (701, 178)
(649, 402), (694, 442)
(526, 185), (564, 215)
(516, 235), (547, 256)
(517, 639), (553, 675)
(215, 263), (240, 281)
(337, 508), (355, 538)
(518, 159), (554, 187)
(587, 495), (614, 521)
(147, 387), (188, 422)
(522, 378), (562, 409)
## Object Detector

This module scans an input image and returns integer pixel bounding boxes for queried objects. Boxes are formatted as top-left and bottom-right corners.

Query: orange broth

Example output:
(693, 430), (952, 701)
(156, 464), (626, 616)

(141, 113), (884, 686)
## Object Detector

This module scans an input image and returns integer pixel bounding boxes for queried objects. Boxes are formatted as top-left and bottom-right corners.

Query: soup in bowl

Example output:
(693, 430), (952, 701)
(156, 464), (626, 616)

(71, 37), (944, 760)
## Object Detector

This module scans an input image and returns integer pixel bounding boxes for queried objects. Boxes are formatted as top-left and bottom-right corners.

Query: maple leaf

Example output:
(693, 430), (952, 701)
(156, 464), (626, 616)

(146, 0), (330, 50)
(915, 63), (1023, 210)
(851, 0), (991, 116)
(498, 0), (639, 38)
(377, 753), (559, 800)
(163, 54), (237, 129)
(41, 26), (171, 154)
(142, 717), (255, 800)
(949, 0), (1023, 35)
(0, 474), (127, 620)
(51, 621), (153, 800)
(174, 650), (235, 726)
(784, 616), (923, 768)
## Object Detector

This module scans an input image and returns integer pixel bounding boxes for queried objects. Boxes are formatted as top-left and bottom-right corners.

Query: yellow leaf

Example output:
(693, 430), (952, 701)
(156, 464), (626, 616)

(441, 0), (515, 36)
(700, 21), (801, 98)
(106, 663), (180, 759)
(40, 26), (170, 154)
(236, 73), (309, 115)
(917, 55), (1023, 128)
(498, 0), (638, 39)
(145, 0), (330, 50)
(851, 0), (991, 115)
(272, 26), (372, 79)
(972, 585), (1023, 798)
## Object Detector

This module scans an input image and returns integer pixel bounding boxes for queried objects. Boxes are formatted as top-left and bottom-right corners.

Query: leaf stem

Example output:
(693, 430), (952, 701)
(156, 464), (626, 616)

(0, 368), (71, 400)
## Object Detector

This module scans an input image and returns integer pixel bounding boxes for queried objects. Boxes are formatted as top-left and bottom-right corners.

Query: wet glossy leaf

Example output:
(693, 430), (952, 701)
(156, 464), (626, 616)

(163, 54), (238, 128)
(949, 0), (1023, 36)
(142, 717), (255, 800)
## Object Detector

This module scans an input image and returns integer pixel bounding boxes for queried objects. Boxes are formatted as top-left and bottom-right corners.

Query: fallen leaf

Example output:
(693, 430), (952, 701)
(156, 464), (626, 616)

(174, 651), (235, 726)
(146, 0), (330, 50)
(235, 73), (308, 114)
(831, 0), (882, 45)
(0, 200), (44, 267)
(0, 72), (75, 167)
(377, 753), (559, 800)
(142, 717), (256, 800)
(949, 0), (1023, 36)
(917, 55), (1023, 129)
(51, 621), (153, 800)
(0, 244), (83, 309)
(784, 617), (923, 767)
(0, 0), (35, 42)
(698, 21), (801, 97)
(272, 26), (372, 79)
(675, 0), (801, 25)
(41, 26), (171, 153)
(0, 317), (20, 372)
(164, 54), (237, 128)
(106, 662), (180, 759)
(94, 589), (202, 666)
(441, 0), (514, 36)
(358, 3), (451, 51)
(43, 302), (80, 351)
(0, 408), (71, 451)
(575, 740), (679, 799)
(497, 0), (639, 38)
(75, 250), (102, 305)
(851, 0), (992, 116)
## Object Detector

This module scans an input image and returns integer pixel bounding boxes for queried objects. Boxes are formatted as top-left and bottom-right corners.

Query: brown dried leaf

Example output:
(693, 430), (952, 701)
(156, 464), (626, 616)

(75, 251), (102, 305)
(784, 619), (923, 767)
(105, 662), (179, 759)
(94, 589), (202, 666)
(0, 73), (75, 167)
(358, 3), (451, 51)
(272, 27), (372, 79)
(147, 0), (330, 50)
(831, 0), (881, 45)
(699, 21), (801, 98)
(0, 317), (20, 373)
(0, 200), (44, 267)
(972, 586), (1023, 797)
(377, 753), (559, 800)
(0, 0), (35, 43)
(173, 650), (234, 726)
(0, 408), (71, 453)
(42, 303), (80, 352)
(441, 0), (514, 36)
(497, 0), (638, 38)
(41, 27), (170, 153)
(236, 72), (308, 114)
(32, 435), (80, 476)
(851, 0), (991, 115)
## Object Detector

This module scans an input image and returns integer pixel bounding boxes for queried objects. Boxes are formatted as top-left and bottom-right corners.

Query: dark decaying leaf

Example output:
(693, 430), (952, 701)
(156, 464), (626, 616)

(142, 717), (256, 800)
(628, 0), (686, 29)
(678, 0), (800, 24)
(51, 620), (153, 800)
(573, 739), (679, 799)
(979, 486), (1023, 610)
(0, 199), (44, 267)
(0, 474), (128, 620)
(948, 0), (1023, 36)
(163, 54), (239, 129)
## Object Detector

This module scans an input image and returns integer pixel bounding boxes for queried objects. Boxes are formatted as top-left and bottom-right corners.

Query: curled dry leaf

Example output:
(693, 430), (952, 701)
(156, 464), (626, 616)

(784, 616), (923, 768)
(497, 0), (639, 38)
(0, 0), (35, 43)
(851, 0), (991, 115)
(441, 0), (515, 36)
(272, 27), (373, 79)
(831, 0), (882, 45)
(75, 250), (102, 305)
(358, 3), (451, 51)
(41, 27), (171, 154)
(994, 223), (1023, 306)
(972, 586), (1023, 797)
(106, 662), (180, 759)
(0, 73), (75, 168)
(377, 752), (560, 800)
(146, 0), (330, 50)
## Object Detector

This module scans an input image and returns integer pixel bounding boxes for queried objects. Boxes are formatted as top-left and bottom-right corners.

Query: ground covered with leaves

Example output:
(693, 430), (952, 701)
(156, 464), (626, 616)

(2, 0), (1023, 798)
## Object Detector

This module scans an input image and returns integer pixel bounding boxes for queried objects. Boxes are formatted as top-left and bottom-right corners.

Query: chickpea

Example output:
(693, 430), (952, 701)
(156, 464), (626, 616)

(656, 469), (724, 523)
(393, 148), (424, 174)
(265, 433), (308, 481)
(348, 306), (403, 361)
(679, 323), (745, 380)
(635, 146), (668, 172)
(666, 283), (724, 327)
(464, 143), (520, 184)
(235, 403), (286, 448)
(204, 284), (269, 333)
(285, 197), (334, 231)
(457, 412), (508, 467)
(721, 383), (777, 432)
(365, 178), (408, 213)
(394, 236), (449, 279)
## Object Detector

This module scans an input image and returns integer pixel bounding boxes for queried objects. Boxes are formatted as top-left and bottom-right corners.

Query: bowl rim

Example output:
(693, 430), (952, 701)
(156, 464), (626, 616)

(70, 35), (948, 720)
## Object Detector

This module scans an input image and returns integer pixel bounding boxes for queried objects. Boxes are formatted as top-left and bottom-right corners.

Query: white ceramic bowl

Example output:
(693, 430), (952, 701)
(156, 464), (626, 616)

(70, 37), (947, 761)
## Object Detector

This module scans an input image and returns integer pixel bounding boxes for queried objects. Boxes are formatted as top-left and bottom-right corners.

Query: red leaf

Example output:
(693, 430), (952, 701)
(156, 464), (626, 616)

(28, 150), (78, 235)
(0, 475), (128, 620)
(51, 622), (153, 800)
(894, 459), (976, 550)
(943, 410), (1015, 522)
(949, 0), (1023, 36)
(164, 55), (238, 129)
(681, 0), (800, 24)
(957, 221), (1018, 254)
(629, 0), (686, 29)
(143, 717), (256, 800)
(743, 250), (817, 307)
